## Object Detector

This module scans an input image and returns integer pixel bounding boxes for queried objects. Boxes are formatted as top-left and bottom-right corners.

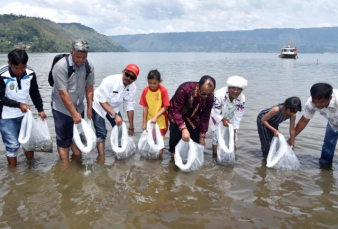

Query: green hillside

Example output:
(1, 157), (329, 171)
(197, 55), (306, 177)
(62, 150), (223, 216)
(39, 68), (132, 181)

(0, 14), (128, 53)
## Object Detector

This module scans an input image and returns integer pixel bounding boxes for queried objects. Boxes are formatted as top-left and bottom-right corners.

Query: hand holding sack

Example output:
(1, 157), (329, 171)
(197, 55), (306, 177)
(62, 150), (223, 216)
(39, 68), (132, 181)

(174, 139), (204, 172)
(266, 134), (301, 170)
(216, 123), (235, 165)
(19, 110), (53, 152)
(138, 121), (164, 159)
(73, 119), (96, 154)
(111, 122), (136, 159)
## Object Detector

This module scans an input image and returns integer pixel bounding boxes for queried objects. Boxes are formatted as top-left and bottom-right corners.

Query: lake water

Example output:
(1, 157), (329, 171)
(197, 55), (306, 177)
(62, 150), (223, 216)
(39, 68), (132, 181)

(0, 52), (337, 228)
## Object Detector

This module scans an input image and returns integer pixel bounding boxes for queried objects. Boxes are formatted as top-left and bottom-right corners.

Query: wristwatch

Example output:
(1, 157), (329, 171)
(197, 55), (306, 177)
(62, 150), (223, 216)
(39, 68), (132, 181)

(109, 113), (116, 119)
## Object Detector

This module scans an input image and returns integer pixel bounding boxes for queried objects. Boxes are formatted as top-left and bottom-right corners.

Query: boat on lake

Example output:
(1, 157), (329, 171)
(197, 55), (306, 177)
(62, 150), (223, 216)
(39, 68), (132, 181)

(278, 44), (298, 59)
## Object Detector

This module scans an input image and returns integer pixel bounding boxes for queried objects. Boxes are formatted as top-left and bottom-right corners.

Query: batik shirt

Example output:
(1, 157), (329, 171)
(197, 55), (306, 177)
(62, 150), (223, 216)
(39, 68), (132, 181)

(209, 86), (245, 131)
(168, 82), (214, 137)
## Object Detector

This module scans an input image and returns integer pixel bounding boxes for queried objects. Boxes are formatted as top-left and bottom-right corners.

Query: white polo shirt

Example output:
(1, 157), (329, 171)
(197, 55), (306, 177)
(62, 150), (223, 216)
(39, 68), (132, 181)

(303, 89), (338, 131)
(92, 74), (136, 118)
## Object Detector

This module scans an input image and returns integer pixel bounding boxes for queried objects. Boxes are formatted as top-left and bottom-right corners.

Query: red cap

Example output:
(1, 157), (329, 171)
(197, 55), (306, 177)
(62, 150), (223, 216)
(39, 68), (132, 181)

(125, 64), (140, 77)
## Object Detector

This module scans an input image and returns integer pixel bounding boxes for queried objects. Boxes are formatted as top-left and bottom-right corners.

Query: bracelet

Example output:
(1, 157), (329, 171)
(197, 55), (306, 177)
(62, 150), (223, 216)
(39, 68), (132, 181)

(129, 127), (134, 131)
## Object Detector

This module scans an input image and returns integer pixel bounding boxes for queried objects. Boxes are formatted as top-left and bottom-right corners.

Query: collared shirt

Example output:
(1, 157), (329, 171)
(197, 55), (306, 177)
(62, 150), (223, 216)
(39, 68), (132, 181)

(92, 74), (136, 118)
(0, 65), (44, 119)
(168, 82), (214, 135)
(51, 55), (94, 116)
(139, 84), (170, 130)
(303, 89), (338, 131)
(209, 86), (245, 131)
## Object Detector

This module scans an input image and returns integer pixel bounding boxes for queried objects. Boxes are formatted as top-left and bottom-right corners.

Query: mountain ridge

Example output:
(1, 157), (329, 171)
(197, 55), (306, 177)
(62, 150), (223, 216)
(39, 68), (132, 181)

(110, 27), (338, 53)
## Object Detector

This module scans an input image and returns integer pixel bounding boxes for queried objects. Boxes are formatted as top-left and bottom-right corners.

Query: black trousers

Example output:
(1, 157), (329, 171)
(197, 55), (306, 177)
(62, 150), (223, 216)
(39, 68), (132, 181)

(169, 120), (200, 153)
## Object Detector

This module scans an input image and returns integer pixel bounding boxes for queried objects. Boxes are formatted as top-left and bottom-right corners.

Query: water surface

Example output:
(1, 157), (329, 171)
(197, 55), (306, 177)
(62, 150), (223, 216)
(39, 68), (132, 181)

(0, 52), (337, 228)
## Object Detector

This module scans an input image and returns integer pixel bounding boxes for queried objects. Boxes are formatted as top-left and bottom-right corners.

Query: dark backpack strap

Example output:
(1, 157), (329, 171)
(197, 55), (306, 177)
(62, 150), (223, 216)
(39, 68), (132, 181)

(84, 59), (90, 80)
(65, 55), (75, 77)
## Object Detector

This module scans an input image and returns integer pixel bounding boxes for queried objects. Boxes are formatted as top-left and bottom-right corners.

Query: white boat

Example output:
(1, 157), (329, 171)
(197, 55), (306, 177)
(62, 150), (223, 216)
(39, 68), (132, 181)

(278, 44), (298, 59)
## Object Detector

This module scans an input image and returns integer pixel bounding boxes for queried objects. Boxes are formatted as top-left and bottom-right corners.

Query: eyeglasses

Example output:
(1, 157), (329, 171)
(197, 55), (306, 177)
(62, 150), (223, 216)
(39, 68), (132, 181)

(199, 91), (212, 97)
(124, 71), (136, 80)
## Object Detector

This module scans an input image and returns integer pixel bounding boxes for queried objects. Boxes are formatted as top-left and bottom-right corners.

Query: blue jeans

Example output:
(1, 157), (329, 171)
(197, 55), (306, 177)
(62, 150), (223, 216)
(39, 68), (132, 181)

(319, 122), (338, 165)
(0, 116), (23, 157)
(92, 109), (121, 142)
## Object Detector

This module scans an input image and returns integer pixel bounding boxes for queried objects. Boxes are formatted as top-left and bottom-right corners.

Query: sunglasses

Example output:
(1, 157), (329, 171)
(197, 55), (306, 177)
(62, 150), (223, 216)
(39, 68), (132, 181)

(124, 71), (136, 80)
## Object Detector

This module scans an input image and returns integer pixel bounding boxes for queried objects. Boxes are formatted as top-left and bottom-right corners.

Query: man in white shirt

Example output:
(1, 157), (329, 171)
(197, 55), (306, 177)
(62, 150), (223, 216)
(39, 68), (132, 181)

(293, 83), (338, 165)
(92, 64), (139, 155)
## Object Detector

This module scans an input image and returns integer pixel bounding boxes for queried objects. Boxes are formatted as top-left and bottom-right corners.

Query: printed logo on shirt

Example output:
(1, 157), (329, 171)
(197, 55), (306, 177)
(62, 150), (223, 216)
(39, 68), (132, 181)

(9, 83), (15, 90)
(155, 94), (160, 101)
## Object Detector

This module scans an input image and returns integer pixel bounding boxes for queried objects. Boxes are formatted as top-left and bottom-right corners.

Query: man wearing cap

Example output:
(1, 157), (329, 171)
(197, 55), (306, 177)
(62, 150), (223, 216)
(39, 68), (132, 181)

(209, 75), (247, 156)
(51, 38), (95, 161)
(92, 64), (139, 155)
(168, 75), (216, 157)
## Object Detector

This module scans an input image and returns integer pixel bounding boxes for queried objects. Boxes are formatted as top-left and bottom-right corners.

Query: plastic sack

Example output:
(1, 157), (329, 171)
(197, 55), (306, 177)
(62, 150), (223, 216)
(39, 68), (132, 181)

(137, 121), (164, 159)
(110, 122), (136, 159)
(18, 110), (33, 144)
(174, 139), (204, 172)
(266, 134), (301, 170)
(216, 123), (235, 165)
(19, 110), (53, 152)
(73, 119), (96, 154)
(138, 131), (159, 159)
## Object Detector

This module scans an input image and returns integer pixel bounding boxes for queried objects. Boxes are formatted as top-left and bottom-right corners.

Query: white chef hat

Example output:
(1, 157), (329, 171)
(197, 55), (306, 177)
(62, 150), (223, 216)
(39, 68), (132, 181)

(226, 75), (248, 89)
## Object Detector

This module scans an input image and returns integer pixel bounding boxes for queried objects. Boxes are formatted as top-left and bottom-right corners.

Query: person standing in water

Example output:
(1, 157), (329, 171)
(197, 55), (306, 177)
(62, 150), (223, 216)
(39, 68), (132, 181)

(209, 75), (247, 156)
(0, 49), (46, 167)
(139, 69), (170, 156)
(257, 96), (302, 159)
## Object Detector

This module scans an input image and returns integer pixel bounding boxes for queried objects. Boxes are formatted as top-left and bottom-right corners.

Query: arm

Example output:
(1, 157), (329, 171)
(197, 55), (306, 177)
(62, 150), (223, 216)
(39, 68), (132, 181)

(99, 102), (122, 126)
(199, 95), (214, 146)
(288, 114), (297, 147)
(85, 84), (94, 119)
(151, 106), (168, 123)
(142, 106), (148, 130)
(294, 116), (310, 137)
(0, 78), (21, 108)
(59, 90), (82, 124)
(127, 110), (134, 136)
(261, 106), (280, 136)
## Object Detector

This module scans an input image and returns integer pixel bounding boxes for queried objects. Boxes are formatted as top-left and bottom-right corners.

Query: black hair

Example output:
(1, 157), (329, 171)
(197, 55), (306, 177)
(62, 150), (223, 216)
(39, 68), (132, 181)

(8, 49), (28, 65)
(147, 69), (162, 82)
(198, 75), (216, 90)
(281, 96), (302, 113)
(310, 83), (333, 99)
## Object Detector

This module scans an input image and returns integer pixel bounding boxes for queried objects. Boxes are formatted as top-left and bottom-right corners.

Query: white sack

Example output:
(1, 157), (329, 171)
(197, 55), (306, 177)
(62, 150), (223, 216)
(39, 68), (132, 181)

(73, 119), (96, 154)
(146, 121), (164, 152)
(175, 139), (204, 172)
(110, 122), (136, 159)
(18, 110), (33, 144)
(19, 110), (53, 152)
(138, 130), (159, 159)
(216, 123), (235, 165)
(266, 134), (301, 170)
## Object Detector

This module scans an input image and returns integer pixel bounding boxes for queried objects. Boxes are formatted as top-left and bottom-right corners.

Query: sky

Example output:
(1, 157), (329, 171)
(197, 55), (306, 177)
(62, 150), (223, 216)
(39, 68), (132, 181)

(1, 0), (337, 36)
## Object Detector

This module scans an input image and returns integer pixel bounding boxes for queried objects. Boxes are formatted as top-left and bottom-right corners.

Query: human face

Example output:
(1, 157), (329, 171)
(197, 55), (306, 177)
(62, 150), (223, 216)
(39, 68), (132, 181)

(312, 97), (331, 109)
(70, 51), (87, 67)
(148, 78), (160, 91)
(198, 84), (214, 99)
(8, 62), (26, 77)
(228, 86), (243, 100)
(122, 70), (137, 86)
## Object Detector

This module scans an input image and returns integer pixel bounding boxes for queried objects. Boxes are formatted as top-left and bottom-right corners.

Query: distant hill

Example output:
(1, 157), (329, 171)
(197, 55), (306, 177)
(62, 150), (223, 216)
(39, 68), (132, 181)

(111, 27), (338, 53)
(0, 14), (128, 53)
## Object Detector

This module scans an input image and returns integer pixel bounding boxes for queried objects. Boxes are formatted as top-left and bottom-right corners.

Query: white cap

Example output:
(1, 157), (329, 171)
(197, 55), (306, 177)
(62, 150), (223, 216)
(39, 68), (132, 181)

(226, 75), (248, 89)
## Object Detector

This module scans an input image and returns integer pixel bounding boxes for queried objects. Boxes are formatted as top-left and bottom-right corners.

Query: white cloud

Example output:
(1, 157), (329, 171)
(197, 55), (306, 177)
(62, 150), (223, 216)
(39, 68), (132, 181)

(0, 0), (337, 35)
